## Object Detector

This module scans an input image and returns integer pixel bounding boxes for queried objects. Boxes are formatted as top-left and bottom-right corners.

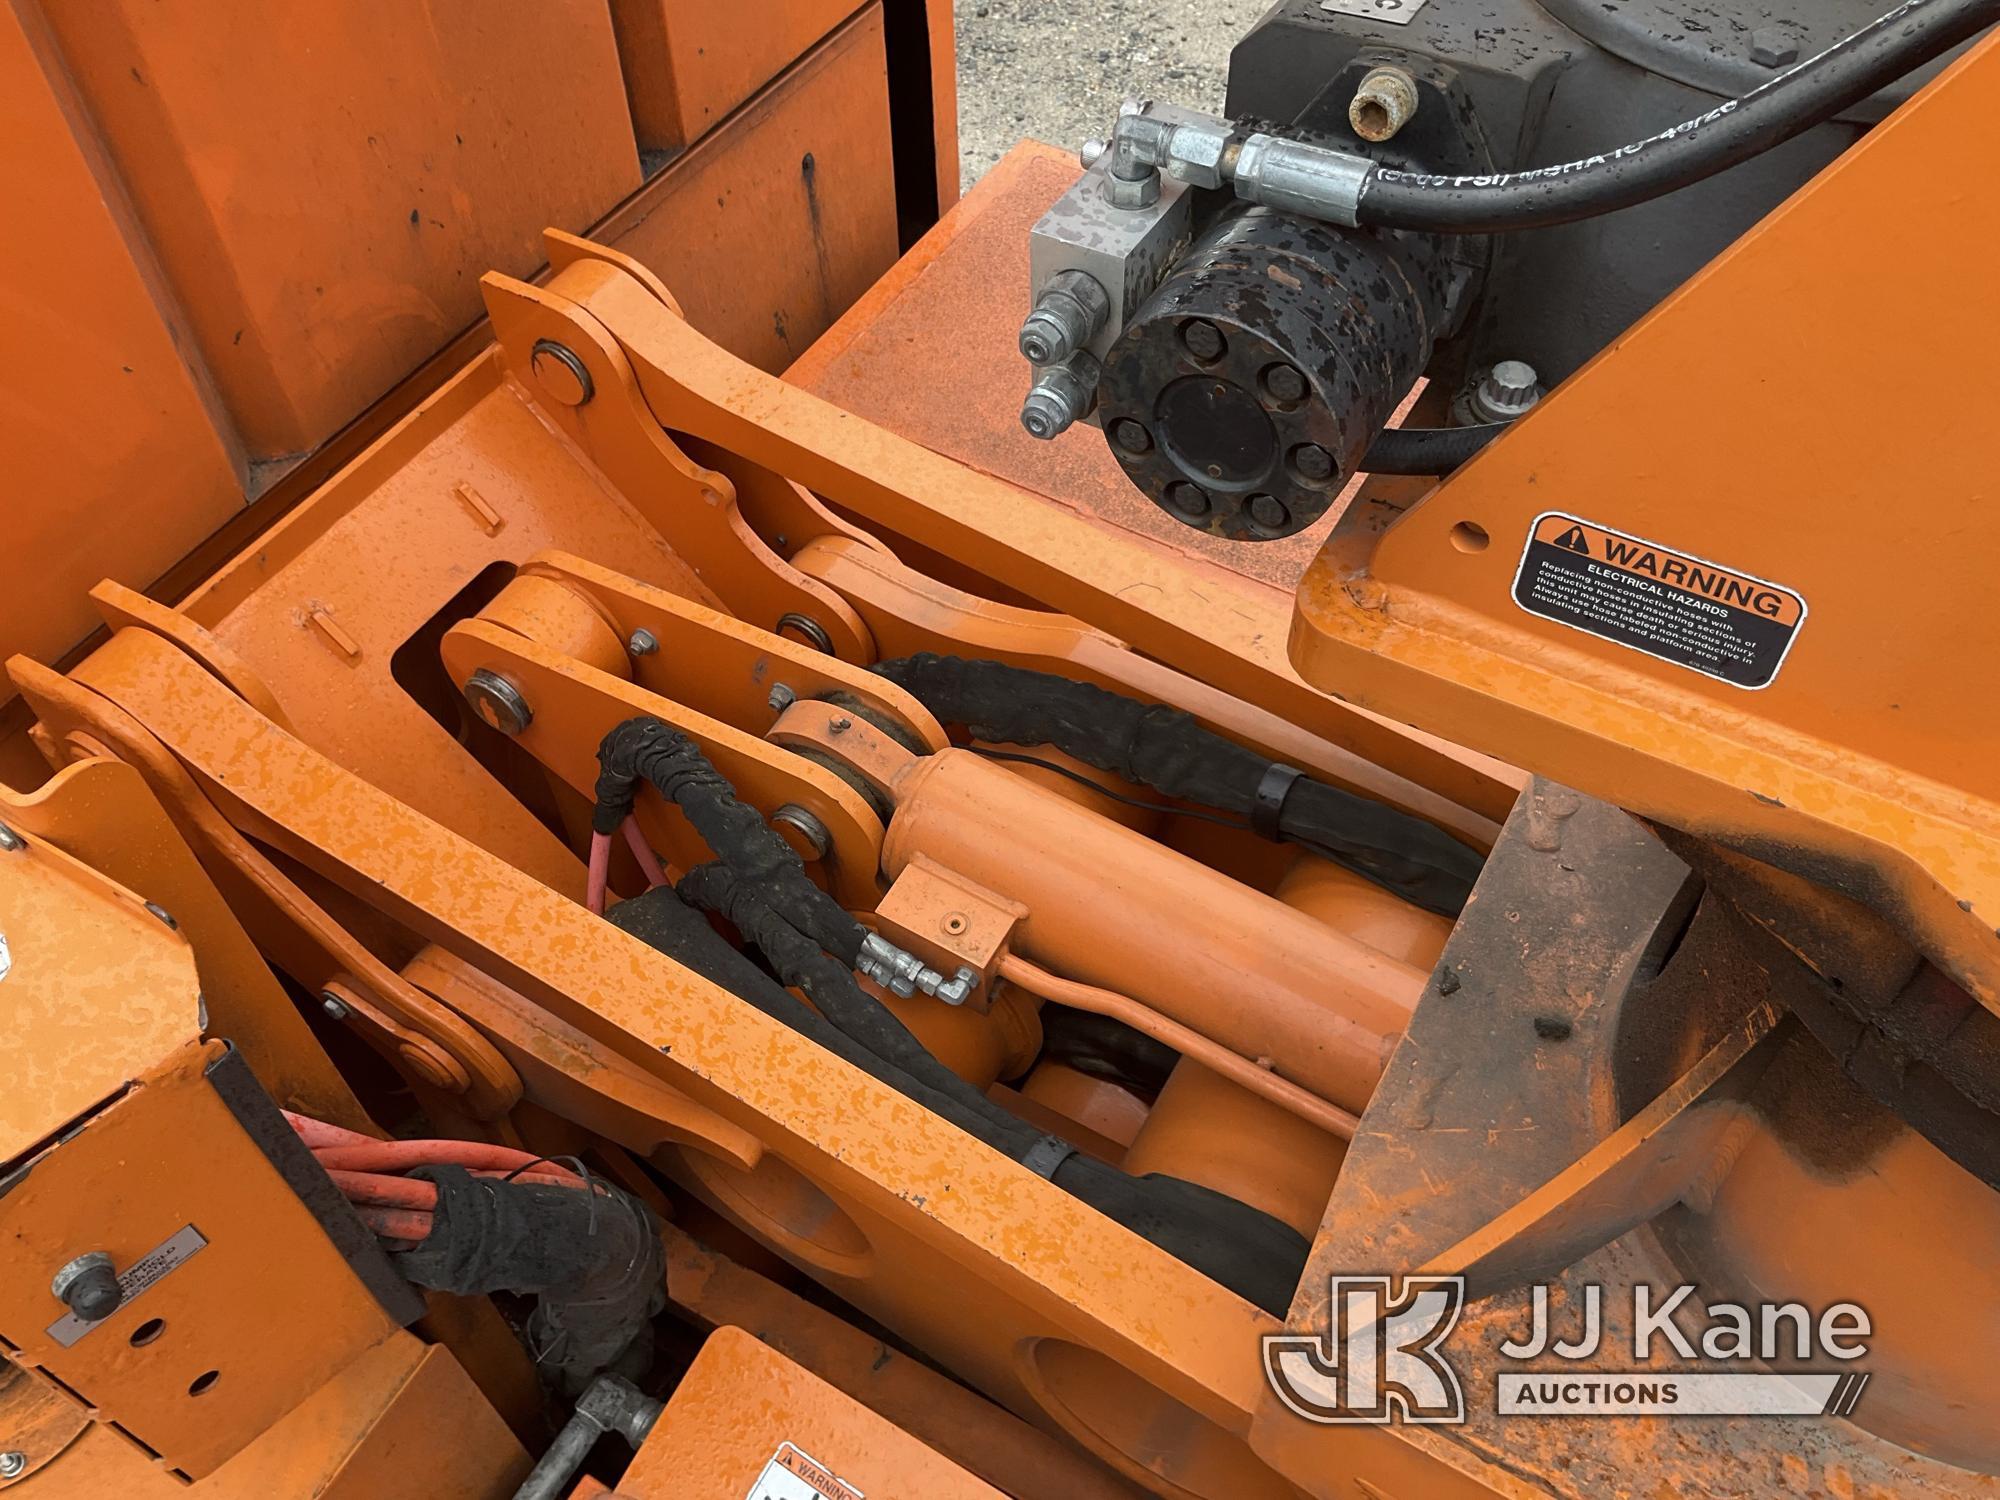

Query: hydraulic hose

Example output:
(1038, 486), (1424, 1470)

(1360, 422), (1505, 476)
(1355, 0), (1998, 234)
(872, 654), (1483, 915)
(608, 877), (1311, 1313)
(593, 718), (866, 964)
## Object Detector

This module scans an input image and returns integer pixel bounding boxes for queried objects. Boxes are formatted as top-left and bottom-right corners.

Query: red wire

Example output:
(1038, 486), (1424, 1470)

(621, 816), (674, 888)
(586, 830), (613, 914)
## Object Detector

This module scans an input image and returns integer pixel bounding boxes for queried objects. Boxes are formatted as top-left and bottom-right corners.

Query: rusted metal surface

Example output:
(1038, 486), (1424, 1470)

(1253, 780), (1996, 1496)
(787, 143), (1349, 591)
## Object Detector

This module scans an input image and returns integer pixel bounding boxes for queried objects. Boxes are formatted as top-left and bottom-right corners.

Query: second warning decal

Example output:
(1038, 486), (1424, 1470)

(1512, 512), (1806, 689)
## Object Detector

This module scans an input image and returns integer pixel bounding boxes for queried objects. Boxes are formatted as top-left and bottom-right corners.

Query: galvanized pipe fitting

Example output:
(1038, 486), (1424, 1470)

(1018, 269), (1111, 366)
(1019, 351), (1101, 441)
(1348, 66), (1420, 143)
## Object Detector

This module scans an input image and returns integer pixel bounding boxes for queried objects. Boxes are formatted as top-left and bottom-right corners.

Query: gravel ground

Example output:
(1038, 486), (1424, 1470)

(953, 0), (1271, 191)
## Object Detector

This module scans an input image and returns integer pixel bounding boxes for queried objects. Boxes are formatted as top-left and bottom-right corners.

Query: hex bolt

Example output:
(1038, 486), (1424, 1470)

(0, 1452), (24, 1479)
(1078, 137), (1107, 169)
(0, 823), (23, 852)
(626, 628), (659, 658)
(1261, 364), (1307, 405)
(767, 682), (798, 716)
(1180, 319), (1226, 362)
(1349, 66), (1420, 143)
(1018, 270), (1111, 367)
(1291, 444), (1336, 483)
(462, 669), (533, 735)
(1110, 419), (1154, 454)
(1470, 359), (1543, 423)
(1247, 493), (1291, 531)
(143, 901), (177, 929)
(321, 991), (351, 1021)
(1749, 27), (1798, 67)
(528, 338), (595, 407)
(1164, 480), (1211, 518)
(51, 1252), (121, 1324)
(770, 804), (831, 860)
(1020, 352), (1102, 441)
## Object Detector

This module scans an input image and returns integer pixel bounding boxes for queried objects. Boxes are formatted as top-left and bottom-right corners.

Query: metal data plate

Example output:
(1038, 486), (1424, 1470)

(1319, 0), (1430, 24)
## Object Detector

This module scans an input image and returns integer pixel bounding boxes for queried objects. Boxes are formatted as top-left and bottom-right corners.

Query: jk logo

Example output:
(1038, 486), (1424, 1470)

(1263, 1275), (1467, 1425)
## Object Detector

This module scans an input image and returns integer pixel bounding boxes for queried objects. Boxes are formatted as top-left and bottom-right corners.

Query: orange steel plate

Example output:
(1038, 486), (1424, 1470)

(618, 1326), (1003, 1498)
(1290, 35), (2000, 1009)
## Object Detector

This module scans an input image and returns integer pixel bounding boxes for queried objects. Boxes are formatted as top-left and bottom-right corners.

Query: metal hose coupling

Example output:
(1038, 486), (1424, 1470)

(857, 931), (979, 1006)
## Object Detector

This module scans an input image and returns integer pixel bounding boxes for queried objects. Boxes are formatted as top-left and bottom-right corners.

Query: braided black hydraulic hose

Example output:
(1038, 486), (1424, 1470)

(593, 718), (865, 965)
(1360, 422), (1506, 476)
(1355, 0), (1998, 234)
(872, 654), (1484, 915)
(610, 875), (1310, 1313)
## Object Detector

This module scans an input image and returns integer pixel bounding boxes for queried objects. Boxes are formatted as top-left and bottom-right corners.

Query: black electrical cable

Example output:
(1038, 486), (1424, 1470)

(1354, 0), (1998, 234)
(1359, 422), (1506, 476)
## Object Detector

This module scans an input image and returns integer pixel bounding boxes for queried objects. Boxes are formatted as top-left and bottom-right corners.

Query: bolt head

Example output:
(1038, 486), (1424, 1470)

(767, 683), (797, 715)
(1078, 137), (1107, 169)
(1104, 167), (1160, 209)
(144, 900), (177, 929)
(0, 823), (22, 851)
(626, 628), (659, 658)
(52, 1253), (121, 1323)
(1110, 419), (1153, 454)
(1247, 493), (1291, 532)
(1749, 27), (1798, 66)
(1261, 364), (1307, 405)
(1180, 320), (1226, 362)
(1018, 315), (1058, 365)
(0, 1451), (25, 1479)
(1163, 480), (1211, 518)
(1291, 443), (1336, 483)
(322, 993), (351, 1021)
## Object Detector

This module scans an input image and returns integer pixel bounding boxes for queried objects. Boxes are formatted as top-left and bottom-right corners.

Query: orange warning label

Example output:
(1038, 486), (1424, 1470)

(1512, 512), (1806, 689)
(748, 1441), (865, 1500)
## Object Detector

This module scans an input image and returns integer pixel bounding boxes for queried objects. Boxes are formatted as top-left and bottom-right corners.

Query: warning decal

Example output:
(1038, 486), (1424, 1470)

(747, 1442), (865, 1500)
(1511, 512), (1806, 689)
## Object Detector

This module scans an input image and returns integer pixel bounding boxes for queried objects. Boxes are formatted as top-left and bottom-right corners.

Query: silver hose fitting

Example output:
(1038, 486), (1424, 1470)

(1019, 351), (1101, 441)
(1019, 270), (1111, 366)
(857, 932), (980, 1006)
(1349, 66), (1420, 143)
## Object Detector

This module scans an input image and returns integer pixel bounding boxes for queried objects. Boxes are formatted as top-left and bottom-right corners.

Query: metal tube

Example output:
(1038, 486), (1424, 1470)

(884, 750), (1424, 1116)
(997, 953), (1358, 1138)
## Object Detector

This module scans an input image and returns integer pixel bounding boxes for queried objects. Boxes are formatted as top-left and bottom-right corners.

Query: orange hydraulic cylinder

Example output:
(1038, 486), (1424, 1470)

(883, 750), (1425, 1117)
(1122, 1061), (1347, 1240)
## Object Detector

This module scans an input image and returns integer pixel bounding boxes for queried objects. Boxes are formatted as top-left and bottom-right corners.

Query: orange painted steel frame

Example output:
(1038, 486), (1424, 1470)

(1, 196), (1517, 1492)
(1292, 32), (2000, 1019)
(1, 0), (955, 706)
(9, 23), (1992, 1500)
